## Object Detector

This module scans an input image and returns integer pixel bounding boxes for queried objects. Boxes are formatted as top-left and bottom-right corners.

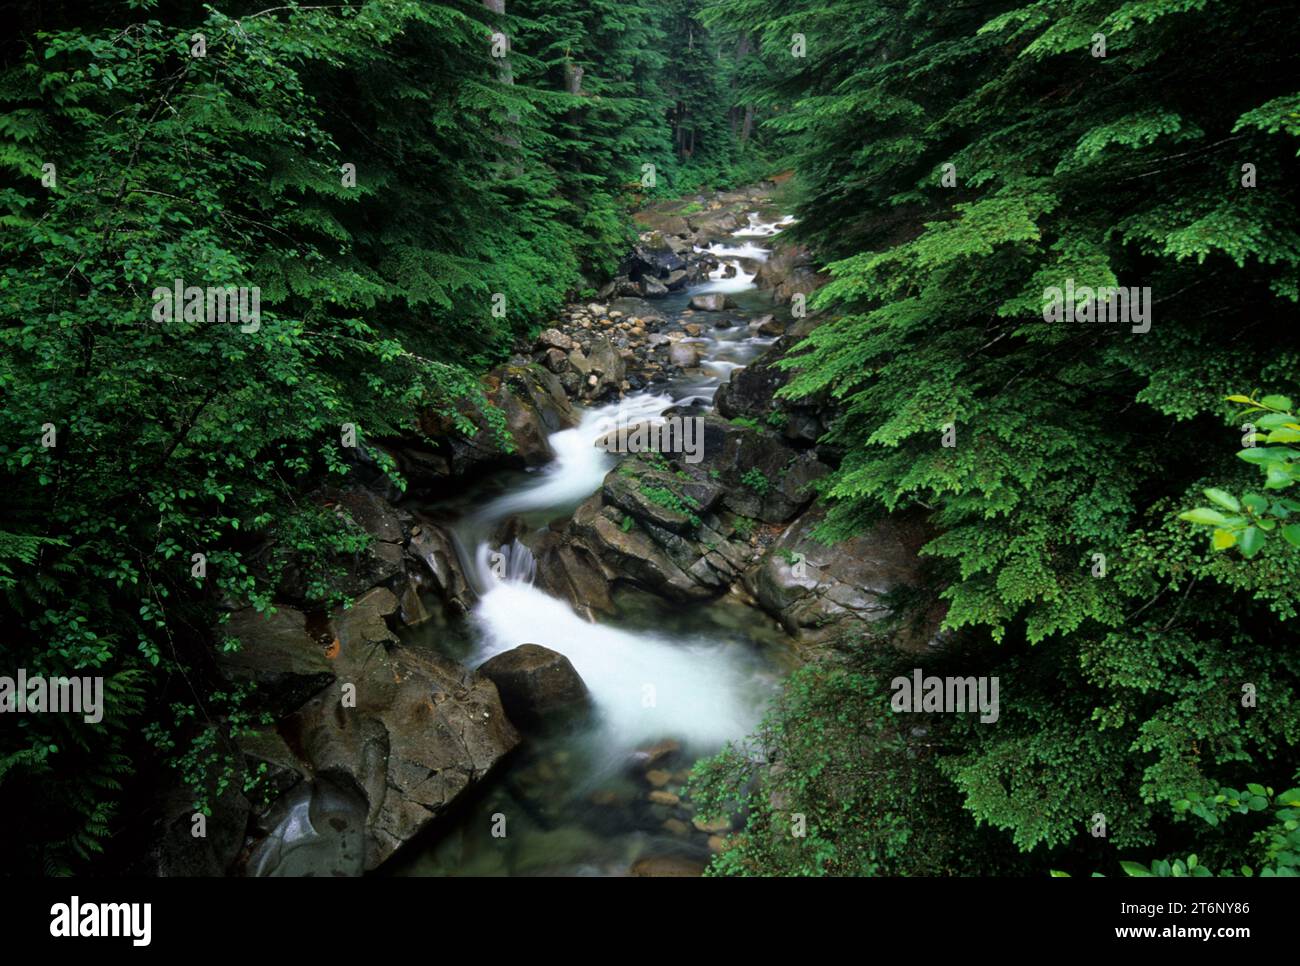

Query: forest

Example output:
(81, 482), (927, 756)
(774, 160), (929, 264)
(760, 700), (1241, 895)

(1, 0), (1297, 881)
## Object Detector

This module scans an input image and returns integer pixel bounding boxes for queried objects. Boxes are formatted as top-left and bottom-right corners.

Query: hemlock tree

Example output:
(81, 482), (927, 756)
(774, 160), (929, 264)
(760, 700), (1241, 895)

(692, 0), (1300, 875)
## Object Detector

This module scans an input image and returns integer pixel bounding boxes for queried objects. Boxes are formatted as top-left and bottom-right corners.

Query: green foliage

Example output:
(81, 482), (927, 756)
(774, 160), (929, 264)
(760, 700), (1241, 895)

(1119, 781), (1300, 877)
(0, 0), (757, 873)
(640, 484), (703, 528)
(698, 0), (1300, 874)
(687, 655), (1024, 875)
(1180, 394), (1300, 555)
(740, 467), (770, 494)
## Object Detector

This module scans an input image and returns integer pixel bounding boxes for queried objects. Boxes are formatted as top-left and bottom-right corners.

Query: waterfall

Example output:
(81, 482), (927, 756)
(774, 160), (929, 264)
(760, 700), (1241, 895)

(447, 392), (776, 753)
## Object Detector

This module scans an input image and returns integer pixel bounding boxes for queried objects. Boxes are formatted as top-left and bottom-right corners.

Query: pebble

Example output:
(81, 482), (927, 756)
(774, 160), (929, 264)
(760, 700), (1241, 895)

(645, 768), (673, 787)
(692, 816), (730, 833)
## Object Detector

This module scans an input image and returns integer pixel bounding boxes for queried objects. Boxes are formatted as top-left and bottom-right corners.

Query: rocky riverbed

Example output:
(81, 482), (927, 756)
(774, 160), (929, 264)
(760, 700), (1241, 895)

(149, 182), (944, 878)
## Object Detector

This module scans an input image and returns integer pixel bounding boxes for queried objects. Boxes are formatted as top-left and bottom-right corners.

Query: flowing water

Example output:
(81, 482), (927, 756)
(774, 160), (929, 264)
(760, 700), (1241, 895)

(393, 210), (798, 876)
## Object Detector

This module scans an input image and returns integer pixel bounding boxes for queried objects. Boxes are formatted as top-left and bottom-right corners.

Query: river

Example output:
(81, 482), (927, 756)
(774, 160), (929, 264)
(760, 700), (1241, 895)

(392, 207), (800, 876)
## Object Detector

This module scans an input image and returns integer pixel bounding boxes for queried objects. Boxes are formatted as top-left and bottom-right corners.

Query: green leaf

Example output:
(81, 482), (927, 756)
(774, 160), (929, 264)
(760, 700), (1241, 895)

(1239, 527), (1265, 558)
(1259, 395), (1294, 411)
(1203, 488), (1240, 511)
(1243, 492), (1269, 513)
(1265, 466), (1294, 490)
(1119, 861), (1154, 877)
(1282, 525), (1300, 548)
(1178, 508), (1228, 526)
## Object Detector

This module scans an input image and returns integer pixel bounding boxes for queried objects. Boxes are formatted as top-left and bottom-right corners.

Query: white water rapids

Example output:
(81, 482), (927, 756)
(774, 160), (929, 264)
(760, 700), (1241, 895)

(447, 214), (796, 760)
(457, 394), (772, 755)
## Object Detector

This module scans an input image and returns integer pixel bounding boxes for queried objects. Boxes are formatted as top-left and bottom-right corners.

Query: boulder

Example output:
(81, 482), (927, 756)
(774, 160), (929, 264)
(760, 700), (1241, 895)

(243, 775), (367, 878)
(280, 586), (519, 871)
(743, 504), (944, 648)
(582, 335), (626, 400)
(640, 277), (669, 298)
(629, 854), (707, 877)
(216, 605), (335, 714)
(419, 362), (576, 478)
(535, 328), (576, 352)
(406, 518), (476, 616)
(752, 239), (829, 305)
(714, 334), (831, 448)
(669, 342), (701, 368)
(487, 364), (577, 463)
(531, 530), (616, 620)
(478, 644), (591, 728)
(690, 415), (828, 523)
(689, 293), (730, 312)
(630, 239), (687, 278)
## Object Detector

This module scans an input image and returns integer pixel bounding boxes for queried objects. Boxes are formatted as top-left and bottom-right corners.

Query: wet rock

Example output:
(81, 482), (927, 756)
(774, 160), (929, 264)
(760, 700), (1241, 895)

(478, 643), (592, 728)
(536, 328), (576, 352)
(238, 727), (308, 806)
(630, 854), (707, 877)
(630, 238), (687, 278)
(282, 592), (519, 871)
(531, 530), (617, 620)
(641, 277), (669, 298)
(418, 362), (576, 480)
(634, 739), (682, 769)
(690, 415), (828, 523)
(668, 342), (700, 368)
(753, 239), (829, 304)
(216, 606), (335, 714)
(394, 576), (432, 627)
(543, 347), (569, 373)
(750, 314), (784, 337)
(743, 504), (943, 647)
(689, 293), (731, 312)
(569, 494), (716, 601)
(489, 364), (578, 463)
(582, 335), (626, 401)
(244, 775), (367, 878)
(407, 518), (476, 615)
(602, 461), (722, 533)
(331, 487), (404, 544)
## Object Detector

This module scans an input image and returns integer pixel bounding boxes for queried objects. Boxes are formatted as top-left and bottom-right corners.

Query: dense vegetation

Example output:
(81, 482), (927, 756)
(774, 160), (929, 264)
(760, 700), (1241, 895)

(0, 0), (769, 874)
(2, 0), (1296, 880)
(690, 0), (1300, 876)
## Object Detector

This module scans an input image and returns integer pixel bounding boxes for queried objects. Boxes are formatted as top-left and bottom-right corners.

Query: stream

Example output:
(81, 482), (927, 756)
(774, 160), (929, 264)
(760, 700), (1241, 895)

(392, 208), (799, 876)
